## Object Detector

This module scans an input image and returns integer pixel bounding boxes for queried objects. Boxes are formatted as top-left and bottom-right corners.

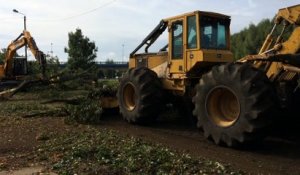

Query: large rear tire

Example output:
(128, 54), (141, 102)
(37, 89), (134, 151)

(193, 63), (275, 147)
(117, 67), (162, 124)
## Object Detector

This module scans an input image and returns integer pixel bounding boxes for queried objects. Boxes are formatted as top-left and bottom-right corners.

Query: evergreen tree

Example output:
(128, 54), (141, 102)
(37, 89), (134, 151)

(0, 48), (21, 64)
(0, 49), (5, 63)
(103, 59), (116, 78)
(231, 19), (273, 59)
(231, 18), (293, 60)
(65, 28), (98, 70)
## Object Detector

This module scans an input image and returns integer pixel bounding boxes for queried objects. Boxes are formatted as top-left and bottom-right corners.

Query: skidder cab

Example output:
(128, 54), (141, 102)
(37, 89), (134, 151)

(126, 11), (232, 93)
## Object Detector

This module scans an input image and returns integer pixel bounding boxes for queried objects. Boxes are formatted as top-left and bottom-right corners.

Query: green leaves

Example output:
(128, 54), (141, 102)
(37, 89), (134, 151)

(65, 28), (98, 70)
(231, 18), (293, 60)
(0, 48), (6, 64)
(64, 97), (103, 124)
(231, 19), (273, 60)
(64, 81), (118, 124)
(38, 129), (243, 175)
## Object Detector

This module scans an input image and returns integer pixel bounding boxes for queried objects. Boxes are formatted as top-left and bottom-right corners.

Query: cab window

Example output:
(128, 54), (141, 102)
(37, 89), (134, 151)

(172, 21), (183, 59)
(187, 15), (197, 49)
(200, 16), (229, 49)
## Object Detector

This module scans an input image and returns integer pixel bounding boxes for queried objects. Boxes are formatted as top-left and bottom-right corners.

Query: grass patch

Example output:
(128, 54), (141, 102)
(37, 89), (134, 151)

(0, 79), (118, 122)
(0, 100), (54, 117)
(35, 127), (243, 175)
(0, 88), (88, 118)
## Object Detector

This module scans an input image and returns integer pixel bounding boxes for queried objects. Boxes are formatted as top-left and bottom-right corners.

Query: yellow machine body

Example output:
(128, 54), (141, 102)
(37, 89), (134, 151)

(241, 4), (300, 81)
(118, 4), (300, 147)
(129, 11), (233, 94)
(0, 30), (46, 80)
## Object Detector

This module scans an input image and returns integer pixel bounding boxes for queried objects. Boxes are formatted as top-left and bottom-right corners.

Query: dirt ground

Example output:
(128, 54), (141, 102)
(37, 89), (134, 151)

(0, 112), (299, 174)
(0, 116), (70, 174)
(101, 114), (300, 175)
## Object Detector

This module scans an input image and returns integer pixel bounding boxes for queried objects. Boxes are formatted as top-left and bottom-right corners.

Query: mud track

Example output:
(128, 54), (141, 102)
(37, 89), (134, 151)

(100, 112), (300, 175)
(0, 112), (299, 174)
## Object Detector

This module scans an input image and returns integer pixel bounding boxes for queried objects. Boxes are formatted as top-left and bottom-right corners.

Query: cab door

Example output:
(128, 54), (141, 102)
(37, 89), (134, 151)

(186, 15), (199, 71)
(169, 19), (185, 74)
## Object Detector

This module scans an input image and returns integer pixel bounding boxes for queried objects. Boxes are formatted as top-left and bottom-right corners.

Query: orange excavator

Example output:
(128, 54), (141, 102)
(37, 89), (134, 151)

(0, 30), (46, 80)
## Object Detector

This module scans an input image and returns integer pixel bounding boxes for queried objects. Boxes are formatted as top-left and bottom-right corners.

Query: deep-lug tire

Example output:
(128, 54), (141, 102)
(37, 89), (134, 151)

(117, 67), (162, 124)
(193, 63), (275, 147)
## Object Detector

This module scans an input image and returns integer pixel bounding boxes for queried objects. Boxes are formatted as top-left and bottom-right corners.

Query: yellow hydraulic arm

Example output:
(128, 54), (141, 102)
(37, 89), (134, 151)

(259, 4), (300, 54)
(241, 4), (300, 80)
(0, 30), (46, 79)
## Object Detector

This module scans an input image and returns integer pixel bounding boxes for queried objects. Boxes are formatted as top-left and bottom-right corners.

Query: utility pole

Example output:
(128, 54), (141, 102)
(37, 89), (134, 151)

(122, 43), (125, 62)
(51, 43), (53, 58)
(13, 9), (27, 74)
(13, 9), (27, 60)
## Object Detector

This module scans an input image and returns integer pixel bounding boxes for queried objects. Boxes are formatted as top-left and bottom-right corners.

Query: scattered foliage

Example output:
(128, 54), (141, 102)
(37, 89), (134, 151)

(64, 96), (103, 124)
(0, 99), (57, 117)
(64, 80), (118, 124)
(0, 84), (245, 175)
(36, 128), (243, 175)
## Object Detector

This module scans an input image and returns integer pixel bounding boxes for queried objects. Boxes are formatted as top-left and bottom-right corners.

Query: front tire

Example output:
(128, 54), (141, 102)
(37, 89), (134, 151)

(117, 67), (162, 124)
(193, 63), (275, 147)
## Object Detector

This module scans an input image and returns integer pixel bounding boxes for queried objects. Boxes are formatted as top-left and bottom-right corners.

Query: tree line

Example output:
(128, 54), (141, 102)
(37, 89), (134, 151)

(231, 18), (293, 60)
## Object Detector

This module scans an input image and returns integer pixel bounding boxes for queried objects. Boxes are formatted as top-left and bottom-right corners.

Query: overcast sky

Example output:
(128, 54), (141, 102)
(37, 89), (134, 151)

(0, 0), (299, 62)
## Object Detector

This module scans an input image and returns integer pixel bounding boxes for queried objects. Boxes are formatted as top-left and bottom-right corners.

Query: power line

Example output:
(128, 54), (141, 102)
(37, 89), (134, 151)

(0, 0), (117, 23)
(64, 0), (117, 20)
(0, 17), (19, 21)
(35, 0), (117, 22)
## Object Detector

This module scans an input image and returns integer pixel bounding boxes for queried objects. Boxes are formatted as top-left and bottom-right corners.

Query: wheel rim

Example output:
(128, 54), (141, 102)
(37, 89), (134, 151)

(205, 86), (240, 127)
(123, 83), (136, 111)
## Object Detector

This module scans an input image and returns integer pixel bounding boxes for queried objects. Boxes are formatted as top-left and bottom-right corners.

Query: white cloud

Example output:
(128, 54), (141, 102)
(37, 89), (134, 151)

(0, 0), (299, 61)
(104, 52), (117, 60)
(247, 0), (257, 8)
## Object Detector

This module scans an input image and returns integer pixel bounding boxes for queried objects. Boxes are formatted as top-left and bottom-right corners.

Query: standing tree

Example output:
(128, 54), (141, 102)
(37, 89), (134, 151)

(0, 54), (4, 64)
(231, 18), (293, 60)
(103, 59), (116, 78)
(46, 55), (60, 77)
(65, 28), (98, 70)
(0, 48), (7, 63)
(0, 48), (21, 64)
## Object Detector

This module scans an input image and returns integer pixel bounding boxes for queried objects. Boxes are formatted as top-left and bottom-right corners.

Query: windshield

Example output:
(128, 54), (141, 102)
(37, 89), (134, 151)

(200, 16), (229, 50)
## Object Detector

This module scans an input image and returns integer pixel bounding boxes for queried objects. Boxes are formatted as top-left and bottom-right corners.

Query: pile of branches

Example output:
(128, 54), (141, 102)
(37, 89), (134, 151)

(0, 66), (99, 99)
(1, 66), (119, 124)
(64, 86), (117, 124)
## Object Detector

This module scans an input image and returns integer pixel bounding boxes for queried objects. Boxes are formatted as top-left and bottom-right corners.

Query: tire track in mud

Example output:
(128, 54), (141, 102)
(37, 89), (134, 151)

(100, 113), (300, 175)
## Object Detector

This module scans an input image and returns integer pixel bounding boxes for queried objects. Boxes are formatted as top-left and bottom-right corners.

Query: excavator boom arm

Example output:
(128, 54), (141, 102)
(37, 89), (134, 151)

(2, 30), (46, 78)
(23, 31), (46, 73)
